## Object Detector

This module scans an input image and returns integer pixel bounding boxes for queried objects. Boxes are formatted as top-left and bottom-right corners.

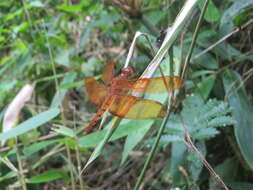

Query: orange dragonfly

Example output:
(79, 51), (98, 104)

(84, 59), (184, 134)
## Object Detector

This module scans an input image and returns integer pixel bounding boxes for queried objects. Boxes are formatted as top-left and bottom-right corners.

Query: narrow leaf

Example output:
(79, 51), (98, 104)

(50, 72), (76, 108)
(0, 108), (60, 141)
(27, 170), (67, 183)
(121, 120), (153, 165)
(23, 139), (59, 157)
(83, 122), (117, 169)
(223, 70), (253, 170)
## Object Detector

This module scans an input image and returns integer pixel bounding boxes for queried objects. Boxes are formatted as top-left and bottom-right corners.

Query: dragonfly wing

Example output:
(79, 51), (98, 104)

(114, 76), (184, 93)
(85, 77), (108, 106)
(102, 59), (115, 85)
(108, 94), (167, 119)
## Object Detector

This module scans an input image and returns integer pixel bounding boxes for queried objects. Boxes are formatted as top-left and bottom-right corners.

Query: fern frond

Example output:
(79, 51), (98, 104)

(193, 128), (219, 140)
(160, 135), (182, 144)
(158, 94), (234, 145)
(202, 101), (231, 120)
(207, 116), (236, 128)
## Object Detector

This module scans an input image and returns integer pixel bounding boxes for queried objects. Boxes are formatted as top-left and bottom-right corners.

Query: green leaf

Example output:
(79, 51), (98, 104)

(79, 29), (90, 49)
(13, 22), (30, 33)
(78, 119), (161, 148)
(58, 138), (84, 151)
(223, 70), (253, 170)
(85, 14), (120, 29)
(0, 147), (17, 158)
(160, 94), (234, 147)
(195, 76), (215, 100)
(36, 73), (67, 83)
(209, 158), (238, 189)
(191, 70), (215, 78)
(170, 142), (187, 185)
(0, 171), (16, 182)
(19, 129), (40, 146)
(233, 5), (253, 26)
(50, 72), (76, 108)
(27, 170), (67, 183)
(228, 182), (253, 190)
(208, 116), (235, 128)
(59, 80), (83, 89)
(198, 0), (220, 22)
(121, 120), (153, 165)
(193, 128), (219, 140)
(23, 139), (59, 157)
(192, 48), (218, 69)
(57, 4), (83, 13)
(28, 1), (44, 8)
(0, 108), (60, 141)
(145, 10), (166, 26)
(55, 49), (70, 67)
(5, 8), (24, 21)
(52, 125), (75, 137)
(189, 141), (206, 180)
(159, 134), (182, 144)
(84, 122), (118, 169)
(220, 0), (253, 34)
(81, 119), (158, 168)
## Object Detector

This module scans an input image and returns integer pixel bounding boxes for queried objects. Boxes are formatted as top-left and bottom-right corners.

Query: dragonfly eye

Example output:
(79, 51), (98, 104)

(121, 67), (134, 77)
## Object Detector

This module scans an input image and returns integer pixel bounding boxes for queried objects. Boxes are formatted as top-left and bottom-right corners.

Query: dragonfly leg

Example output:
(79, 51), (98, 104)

(84, 97), (112, 135)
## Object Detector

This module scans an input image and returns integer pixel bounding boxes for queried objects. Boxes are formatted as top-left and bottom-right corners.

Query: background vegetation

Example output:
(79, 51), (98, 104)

(0, 0), (253, 189)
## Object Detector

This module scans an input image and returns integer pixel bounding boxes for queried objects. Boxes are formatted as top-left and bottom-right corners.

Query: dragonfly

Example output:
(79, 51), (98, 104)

(84, 59), (184, 134)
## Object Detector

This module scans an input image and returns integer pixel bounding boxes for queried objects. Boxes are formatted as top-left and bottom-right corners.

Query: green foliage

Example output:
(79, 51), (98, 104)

(220, 0), (253, 33)
(198, 0), (220, 22)
(27, 170), (68, 183)
(223, 70), (253, 170)
(0, 108), (60, 141)
(144, 94), (235, 188)
(150, 94), (235, 147)
(0, 0), (253, 189)
(23, 139), (59, 157)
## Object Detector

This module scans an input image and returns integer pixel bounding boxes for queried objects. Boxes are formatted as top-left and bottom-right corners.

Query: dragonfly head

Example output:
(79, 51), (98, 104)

(121, 67), (134, 77)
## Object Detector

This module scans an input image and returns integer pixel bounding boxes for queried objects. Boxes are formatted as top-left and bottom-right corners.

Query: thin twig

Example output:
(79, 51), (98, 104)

(66, 143), (76, 190)
(73, 108), (85, 190)
(184, 132), (229, 190)
(15, 141), (27, 190)
(193, 18), (253, 60)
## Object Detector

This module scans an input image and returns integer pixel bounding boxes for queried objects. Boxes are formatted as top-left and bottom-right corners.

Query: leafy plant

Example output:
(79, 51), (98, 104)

(155, 94), (235, 147)
(149, 94), (235, 188)
(0, 0), (253, 189)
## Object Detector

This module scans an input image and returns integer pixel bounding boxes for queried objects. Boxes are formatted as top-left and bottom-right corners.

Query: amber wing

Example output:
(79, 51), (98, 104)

(113, 76), (184, 93)
(108, 94), (167, 119)
(102, 59), (115, 84)
(85, 77), (108, 106)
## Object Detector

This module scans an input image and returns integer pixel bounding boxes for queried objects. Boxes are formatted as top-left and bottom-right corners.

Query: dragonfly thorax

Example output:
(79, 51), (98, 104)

(109, 67), (133, 94)
(121, 67), (134, 77)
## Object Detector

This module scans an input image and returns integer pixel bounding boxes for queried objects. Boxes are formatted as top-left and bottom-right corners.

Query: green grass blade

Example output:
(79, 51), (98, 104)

(0, 108), (60, 141)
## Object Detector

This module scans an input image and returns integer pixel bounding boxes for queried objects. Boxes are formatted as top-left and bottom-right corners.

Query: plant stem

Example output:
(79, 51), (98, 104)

(15, 141), (27, 190)
(73, 108), (85, 190)
(133, 109), (172, 190)
(134, 1), (198, 189)
(66, 143), (76, 190)
(75, 139), (85, 190)
(182, 0), (210, 78)
(134, 43), (175, 190)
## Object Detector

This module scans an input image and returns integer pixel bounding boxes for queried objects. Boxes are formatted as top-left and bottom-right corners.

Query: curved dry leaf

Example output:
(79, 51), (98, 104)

(2, 83), (35, 146)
